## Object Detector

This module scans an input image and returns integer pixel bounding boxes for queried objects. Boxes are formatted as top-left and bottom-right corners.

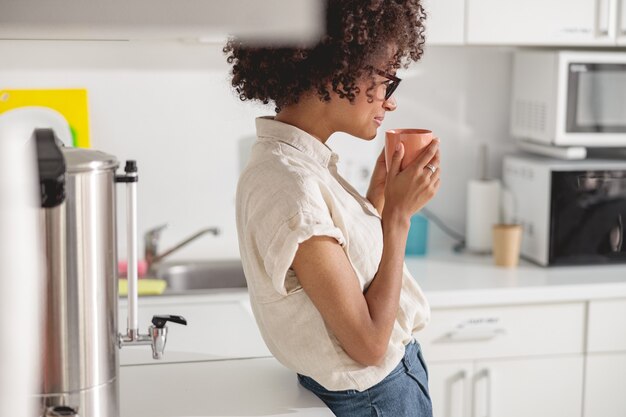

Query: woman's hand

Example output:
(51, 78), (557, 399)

(366, 148), (387, 214)
(382, 139), (441, 226)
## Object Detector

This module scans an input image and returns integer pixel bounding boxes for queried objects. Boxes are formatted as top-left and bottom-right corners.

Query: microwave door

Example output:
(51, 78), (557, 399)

(550, 172), (626, 265)
(566, 63), (626, 134)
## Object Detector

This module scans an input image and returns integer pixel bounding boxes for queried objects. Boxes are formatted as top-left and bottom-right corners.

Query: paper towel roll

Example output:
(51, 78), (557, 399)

(465, 179), (502, 253)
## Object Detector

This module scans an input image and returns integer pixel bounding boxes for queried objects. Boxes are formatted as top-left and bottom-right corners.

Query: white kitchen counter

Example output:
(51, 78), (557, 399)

(120, 356), (333, 417)
(119, 251), (626, 417)
(406, 250), (626, 308)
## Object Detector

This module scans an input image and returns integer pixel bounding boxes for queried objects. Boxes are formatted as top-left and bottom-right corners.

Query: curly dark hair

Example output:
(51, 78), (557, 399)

(223, 0), (427, 113)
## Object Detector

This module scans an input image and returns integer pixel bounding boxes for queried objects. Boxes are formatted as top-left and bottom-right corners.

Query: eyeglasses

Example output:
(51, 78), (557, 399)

(374, 69), (401, 101)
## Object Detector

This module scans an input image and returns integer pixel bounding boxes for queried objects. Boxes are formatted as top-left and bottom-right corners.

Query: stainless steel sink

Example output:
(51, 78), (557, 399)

(155, 259), (247, 293)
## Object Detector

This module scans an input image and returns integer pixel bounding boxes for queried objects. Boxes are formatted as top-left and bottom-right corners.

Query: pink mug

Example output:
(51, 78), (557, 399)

(385, 129), (434, 172)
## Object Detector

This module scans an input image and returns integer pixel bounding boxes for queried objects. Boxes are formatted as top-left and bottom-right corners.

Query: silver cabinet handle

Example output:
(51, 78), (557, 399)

(440, 327), (505, 343)
(472, 369), (491, 417)
(596, 0), (613, 37)
(445, 370), (467, 417)
(609, 0), (620, 39)
(619, 0), (626, 36)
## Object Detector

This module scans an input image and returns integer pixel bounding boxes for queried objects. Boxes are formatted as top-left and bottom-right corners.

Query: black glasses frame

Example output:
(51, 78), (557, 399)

(374, 69), (402, 101)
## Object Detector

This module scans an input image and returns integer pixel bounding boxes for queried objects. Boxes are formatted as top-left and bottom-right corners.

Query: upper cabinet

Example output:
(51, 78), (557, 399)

(0, 0), (323, 44)
(466, 0), (626, 46)
(423, 0), (465, 45)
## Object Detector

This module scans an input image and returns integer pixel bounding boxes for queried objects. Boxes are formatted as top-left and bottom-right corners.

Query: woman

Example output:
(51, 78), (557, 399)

(225, 1), (440, 415)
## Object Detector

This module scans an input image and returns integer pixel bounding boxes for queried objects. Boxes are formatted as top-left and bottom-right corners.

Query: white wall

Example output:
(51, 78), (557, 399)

(0, 40), (516, 262)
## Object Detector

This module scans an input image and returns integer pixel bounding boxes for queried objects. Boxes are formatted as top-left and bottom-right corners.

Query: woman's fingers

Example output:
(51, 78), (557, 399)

(431, 178), (441, 192)
(376, 147), (386, 163)
(427, 148), (441, 168)
(388, 142), (404, 177)
(426, 163), (440, 182)
(412, 139), (440, 172)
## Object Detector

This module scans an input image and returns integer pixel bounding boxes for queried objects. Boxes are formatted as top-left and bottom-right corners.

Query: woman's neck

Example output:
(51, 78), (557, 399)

(274, 97), (334, 144)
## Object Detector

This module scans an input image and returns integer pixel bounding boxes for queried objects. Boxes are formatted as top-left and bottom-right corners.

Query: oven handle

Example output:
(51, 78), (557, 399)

(619, 214), (624, 252)
(610, 214), (624, 253)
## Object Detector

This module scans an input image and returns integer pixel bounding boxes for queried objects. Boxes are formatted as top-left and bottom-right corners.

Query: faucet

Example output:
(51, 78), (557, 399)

(119, 314), (187, 359)
(144, 224), (220, 274)
(117, 163), (190, 360)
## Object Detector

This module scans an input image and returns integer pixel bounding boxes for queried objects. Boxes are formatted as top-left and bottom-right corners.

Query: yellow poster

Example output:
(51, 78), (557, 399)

(0, 89), (90, 148)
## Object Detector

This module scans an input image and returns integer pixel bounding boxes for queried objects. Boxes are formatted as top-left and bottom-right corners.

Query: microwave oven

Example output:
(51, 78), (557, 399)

(503, 155), (626, 266)
(511, 50), (626, 148)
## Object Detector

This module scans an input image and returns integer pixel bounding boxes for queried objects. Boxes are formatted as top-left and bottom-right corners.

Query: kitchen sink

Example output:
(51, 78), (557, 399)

(155, 259), (247, 293)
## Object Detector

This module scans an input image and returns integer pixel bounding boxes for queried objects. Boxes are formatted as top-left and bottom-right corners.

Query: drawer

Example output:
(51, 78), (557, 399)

(587, 299), (626, 353)
(416, 302), (585, 361)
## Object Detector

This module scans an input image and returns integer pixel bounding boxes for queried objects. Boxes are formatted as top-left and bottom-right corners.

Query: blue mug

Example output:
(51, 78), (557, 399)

(405, 213), (429, 256)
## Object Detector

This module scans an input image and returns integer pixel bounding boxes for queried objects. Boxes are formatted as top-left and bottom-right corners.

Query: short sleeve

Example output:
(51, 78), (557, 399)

(263, 209), (345, 296)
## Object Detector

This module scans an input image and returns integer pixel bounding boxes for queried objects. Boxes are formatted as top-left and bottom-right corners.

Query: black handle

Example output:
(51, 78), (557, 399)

(115, 160), (139, 183)
(151, 314), (188, 328)
(34, 128), (66, 208)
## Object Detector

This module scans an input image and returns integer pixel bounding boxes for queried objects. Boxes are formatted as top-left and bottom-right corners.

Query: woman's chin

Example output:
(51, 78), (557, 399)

(349, 126), (378, 141)
(366, 129), (378, 140)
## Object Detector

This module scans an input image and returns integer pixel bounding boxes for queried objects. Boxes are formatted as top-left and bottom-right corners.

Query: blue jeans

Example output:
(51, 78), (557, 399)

(297, 340), (433, 417)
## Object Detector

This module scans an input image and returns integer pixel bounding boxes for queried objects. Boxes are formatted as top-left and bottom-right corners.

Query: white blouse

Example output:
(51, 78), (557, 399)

(236, 116), (430, 392)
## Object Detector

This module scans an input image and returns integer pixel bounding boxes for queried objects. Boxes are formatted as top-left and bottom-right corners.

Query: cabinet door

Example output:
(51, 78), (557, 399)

(584, 353), (626, 417)
(466, 0), (616, 46)
(422, 0), (465, 45)
(429, 362), (473, 417)
(472, 356), (584, 417)
(587, 299), (626, 353)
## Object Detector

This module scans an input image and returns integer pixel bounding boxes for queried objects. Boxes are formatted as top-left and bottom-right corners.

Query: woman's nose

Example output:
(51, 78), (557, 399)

(383, 96), (397, 111)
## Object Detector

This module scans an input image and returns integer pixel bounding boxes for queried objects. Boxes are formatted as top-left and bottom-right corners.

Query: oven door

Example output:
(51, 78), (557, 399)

(550, 170), (626, 265)
(557, 60), (626, 146)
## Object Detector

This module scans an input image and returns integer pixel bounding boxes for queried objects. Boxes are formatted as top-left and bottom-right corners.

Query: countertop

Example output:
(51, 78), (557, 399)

(405, 250), (626, 308)
(118, 251), (626, 416)
(120, 356), (333, 417)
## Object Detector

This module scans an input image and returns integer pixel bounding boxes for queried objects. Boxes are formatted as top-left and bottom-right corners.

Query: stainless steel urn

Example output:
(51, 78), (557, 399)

(37, 130), (121, 417)
(34, 128), (186, 417)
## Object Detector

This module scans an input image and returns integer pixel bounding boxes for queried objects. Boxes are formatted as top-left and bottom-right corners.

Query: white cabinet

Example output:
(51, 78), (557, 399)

(466, 0), (623, 46)
(419, 302), (586, 417)
(473, 356), (583, 417)
(429, 357), (584, 417)
(587, 298), (626, 352)
(584, 353), (626, 417)
(418, 303), (585, 361)
(429, 362), (473, 417)
(422, 0), (465, 45)
(584, 299), (626, 417)
(0, 0), (322, 43)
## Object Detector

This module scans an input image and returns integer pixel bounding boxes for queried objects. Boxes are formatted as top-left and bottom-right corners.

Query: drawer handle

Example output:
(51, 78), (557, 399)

(621, 0), (626, 35)
(596, 0), (612, 37)
(445, 370), (467, 417)
(439, 327), (506, 343)
(472, 368), (492, 417)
